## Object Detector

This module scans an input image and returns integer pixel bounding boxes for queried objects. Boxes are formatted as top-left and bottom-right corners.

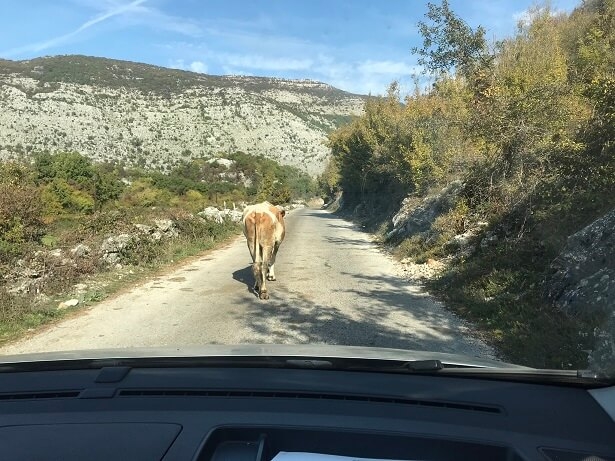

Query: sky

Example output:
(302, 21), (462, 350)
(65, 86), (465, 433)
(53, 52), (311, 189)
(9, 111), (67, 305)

(0, 0), (580, 95)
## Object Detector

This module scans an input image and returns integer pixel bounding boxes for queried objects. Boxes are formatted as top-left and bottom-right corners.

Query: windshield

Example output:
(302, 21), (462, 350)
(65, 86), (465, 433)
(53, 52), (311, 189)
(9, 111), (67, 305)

(0, 0), (613, 380)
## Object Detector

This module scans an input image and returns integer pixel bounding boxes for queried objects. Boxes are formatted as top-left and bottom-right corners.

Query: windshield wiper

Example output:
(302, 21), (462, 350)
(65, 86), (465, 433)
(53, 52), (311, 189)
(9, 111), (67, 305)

(284, 358), (613, 387)
(1, 354), (610, 387)
(285, 358), (446, 373)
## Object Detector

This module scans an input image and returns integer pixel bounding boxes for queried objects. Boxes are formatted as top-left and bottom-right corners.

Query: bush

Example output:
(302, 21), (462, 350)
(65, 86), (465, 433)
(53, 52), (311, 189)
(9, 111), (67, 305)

(173, 212), (239, 242)
(34, 151), (95, 186)
(121, 179), (171, 208)
(0, 161), (37, 186)
(41, 179), (95, 214)
(0, 183), (45, 251)
(0, 289), (32, 323)
(119, 237), (164, 266)
(79, 209), (132, 236)
(93, 170), (125, 207)
(33, 251), (100, 294)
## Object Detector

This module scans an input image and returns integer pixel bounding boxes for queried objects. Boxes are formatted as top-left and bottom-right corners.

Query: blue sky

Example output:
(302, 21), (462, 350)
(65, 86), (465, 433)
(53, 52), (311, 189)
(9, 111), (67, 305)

(1, 0), (580, 95)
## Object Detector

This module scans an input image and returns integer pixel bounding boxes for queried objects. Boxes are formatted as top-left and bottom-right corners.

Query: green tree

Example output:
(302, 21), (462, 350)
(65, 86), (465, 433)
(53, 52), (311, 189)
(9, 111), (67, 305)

(93, 170), (124, 210)
(50, 151), (95, 185)
(412, 0), (492, 78)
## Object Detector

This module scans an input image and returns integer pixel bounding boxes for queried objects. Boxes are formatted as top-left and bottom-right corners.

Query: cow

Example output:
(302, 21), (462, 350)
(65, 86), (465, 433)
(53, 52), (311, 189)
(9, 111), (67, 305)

(242, 201), (286, 299)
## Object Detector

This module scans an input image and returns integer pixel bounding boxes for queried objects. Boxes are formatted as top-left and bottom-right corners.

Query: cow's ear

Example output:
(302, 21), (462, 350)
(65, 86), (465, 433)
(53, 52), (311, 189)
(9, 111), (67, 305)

(280, 209), (286, 217)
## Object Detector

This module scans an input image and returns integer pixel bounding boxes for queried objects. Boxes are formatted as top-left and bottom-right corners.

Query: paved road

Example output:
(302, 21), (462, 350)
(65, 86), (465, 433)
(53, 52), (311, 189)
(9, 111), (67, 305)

(1, 208), (496, 358)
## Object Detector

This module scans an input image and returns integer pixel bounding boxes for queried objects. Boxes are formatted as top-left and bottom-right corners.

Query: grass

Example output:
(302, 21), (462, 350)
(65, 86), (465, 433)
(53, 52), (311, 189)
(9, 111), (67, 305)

(421, 187), (614, 370)
(427, 246), (596, 369)
(0, 291), (64, 345)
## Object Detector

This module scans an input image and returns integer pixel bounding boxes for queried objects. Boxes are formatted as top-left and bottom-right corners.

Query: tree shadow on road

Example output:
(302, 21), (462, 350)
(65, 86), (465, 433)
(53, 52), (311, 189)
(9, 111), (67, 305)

(323, 236), (372, 247)
(301, 209), (371, 234)
(233, 270), (495, 359)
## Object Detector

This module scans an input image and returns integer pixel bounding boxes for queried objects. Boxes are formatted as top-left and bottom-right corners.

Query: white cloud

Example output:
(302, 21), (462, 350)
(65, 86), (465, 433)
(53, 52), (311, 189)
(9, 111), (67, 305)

(169, 59), (208, 74)
(222, 54), (313, 71)
(121, 4), (203, 38)
(513, 6), (565, 28)
(168, 58), (186, 70)
(189, 60), (207, 73)
(168, 50), (421, 95)
(201, 27), (322, 57)
(159, 26), (421, 95)
(1, 0), (146, 57)
(312, 55), (422, 95)
(1, 0), (203, 59)
(513, 8), (534, 27)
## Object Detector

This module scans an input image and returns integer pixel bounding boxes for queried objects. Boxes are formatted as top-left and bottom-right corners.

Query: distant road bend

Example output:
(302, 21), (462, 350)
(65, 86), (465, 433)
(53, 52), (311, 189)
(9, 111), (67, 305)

(1, 208), (496, 358)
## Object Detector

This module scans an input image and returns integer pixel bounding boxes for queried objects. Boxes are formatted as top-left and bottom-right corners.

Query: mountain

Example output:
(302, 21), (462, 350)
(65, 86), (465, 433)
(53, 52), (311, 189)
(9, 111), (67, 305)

(0, 55), (366, 176)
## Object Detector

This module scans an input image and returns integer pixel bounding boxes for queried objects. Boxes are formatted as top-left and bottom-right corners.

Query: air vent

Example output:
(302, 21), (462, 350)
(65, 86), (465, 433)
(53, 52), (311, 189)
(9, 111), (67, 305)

(0, 391), (81, 401)
(118, 389), (501, 414)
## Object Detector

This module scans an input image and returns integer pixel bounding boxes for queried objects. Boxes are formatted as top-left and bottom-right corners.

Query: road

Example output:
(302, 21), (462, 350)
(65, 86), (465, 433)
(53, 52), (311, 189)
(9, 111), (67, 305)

(1, 208), (496, 358)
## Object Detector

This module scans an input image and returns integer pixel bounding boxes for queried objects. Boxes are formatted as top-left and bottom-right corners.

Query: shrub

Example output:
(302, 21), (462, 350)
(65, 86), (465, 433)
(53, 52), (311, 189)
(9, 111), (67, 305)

(121, 179), (171, 208)
(34, 151), (95, 187)
(0, 289), (32, 323)
(41, 179), (95, 214)
(0, 182), (44, 252)
(93, 170), (125, 207)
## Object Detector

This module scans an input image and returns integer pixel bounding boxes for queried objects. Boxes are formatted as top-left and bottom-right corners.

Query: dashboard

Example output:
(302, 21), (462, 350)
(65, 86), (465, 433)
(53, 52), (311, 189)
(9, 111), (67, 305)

(0, 364), (613, 461)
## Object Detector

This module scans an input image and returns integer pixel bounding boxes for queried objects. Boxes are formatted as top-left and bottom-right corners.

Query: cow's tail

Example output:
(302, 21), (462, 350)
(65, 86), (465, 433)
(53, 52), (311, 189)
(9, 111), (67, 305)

(252, 212), (262, 264)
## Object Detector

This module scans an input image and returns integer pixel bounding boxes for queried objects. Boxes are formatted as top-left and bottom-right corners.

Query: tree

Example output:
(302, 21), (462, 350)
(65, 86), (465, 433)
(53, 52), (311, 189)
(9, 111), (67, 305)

(412, 0), (492, 79)
(34, 151), (95, 187)
(93, 170), (124, 210)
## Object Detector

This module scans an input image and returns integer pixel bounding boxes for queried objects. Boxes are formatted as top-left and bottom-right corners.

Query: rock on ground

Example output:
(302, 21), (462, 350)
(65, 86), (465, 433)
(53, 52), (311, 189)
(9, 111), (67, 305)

(387, 180), (463, 240)
(547, 207), (615, 374)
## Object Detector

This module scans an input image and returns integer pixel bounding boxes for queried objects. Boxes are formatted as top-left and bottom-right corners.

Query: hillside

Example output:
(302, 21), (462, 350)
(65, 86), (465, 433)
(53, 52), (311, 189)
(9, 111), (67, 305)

(326, 1), (615, 371)
(0, 55), (365, 175)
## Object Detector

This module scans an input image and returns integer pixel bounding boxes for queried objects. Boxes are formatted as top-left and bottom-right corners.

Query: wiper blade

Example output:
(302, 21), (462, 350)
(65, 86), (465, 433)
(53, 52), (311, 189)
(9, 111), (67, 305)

(284, 358), (448, 373)
(281, 358), (613, 387)
(432, 367), (615, 387)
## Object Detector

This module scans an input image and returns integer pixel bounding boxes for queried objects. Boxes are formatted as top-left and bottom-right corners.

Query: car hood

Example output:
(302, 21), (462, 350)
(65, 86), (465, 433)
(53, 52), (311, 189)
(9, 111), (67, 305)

(0, 344), (530, 369)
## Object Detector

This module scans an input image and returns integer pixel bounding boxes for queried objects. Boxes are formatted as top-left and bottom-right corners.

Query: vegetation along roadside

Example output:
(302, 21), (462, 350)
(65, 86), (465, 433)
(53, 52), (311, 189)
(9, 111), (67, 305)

(320, 0), (615, 372)
(0, 149), (318, 345)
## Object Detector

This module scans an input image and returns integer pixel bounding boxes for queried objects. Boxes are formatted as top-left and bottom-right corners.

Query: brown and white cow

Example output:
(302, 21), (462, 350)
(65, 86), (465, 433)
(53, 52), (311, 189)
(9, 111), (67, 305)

(242, 201), (286, 299)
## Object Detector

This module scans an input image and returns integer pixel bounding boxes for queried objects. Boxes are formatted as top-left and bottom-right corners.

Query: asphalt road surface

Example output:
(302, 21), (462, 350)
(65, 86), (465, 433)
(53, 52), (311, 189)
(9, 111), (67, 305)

(1, 208), (496, 359)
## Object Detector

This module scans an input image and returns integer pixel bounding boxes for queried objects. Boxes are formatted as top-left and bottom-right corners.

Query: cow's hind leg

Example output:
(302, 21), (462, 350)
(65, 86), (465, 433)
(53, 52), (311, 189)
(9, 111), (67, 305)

(251, 260), (259, 292)
(267, 243), (280, 281)
(252, 262), (261, 295)
(259, 246), (272, 299)
(258, 266), (269, 299)
(252, 261), (269, 299)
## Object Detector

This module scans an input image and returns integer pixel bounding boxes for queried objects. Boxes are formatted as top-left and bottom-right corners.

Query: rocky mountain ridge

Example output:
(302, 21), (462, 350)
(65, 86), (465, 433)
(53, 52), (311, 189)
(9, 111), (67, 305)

(0, 55), (366, 175)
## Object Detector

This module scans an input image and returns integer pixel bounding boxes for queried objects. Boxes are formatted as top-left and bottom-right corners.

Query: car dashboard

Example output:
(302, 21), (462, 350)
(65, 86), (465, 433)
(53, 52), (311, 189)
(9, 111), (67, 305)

(0, 364), (613, 461)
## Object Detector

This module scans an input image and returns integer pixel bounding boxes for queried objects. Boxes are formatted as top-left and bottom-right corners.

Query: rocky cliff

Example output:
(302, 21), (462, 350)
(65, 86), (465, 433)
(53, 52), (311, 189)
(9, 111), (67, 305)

(0, 55), (366, 176)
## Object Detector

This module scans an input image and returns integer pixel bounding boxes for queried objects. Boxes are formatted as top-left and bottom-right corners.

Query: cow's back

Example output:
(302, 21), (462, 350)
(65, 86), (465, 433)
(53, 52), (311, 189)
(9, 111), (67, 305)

(243, 202), (285, 242)
(243, 203), (277, 224)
